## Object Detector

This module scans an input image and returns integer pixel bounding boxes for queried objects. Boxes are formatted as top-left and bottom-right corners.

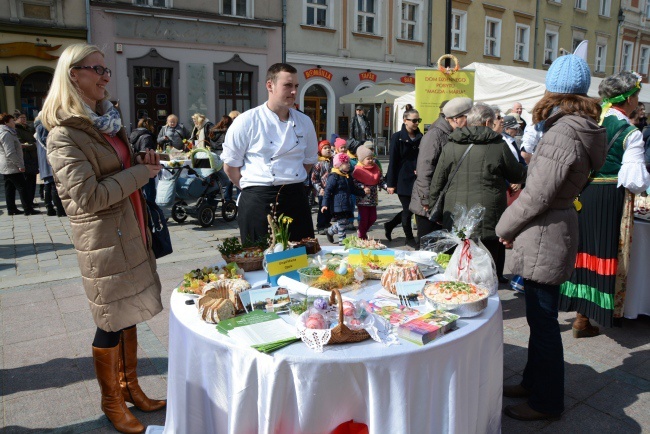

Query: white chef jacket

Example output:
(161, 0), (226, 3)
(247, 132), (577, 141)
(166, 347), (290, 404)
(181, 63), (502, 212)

(221, 104), (319, 189)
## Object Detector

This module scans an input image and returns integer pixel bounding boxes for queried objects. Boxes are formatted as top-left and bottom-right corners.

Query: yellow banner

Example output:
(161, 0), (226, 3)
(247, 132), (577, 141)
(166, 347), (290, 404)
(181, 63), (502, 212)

(415, 69), (475, 129)
(348, 249), (395, 267)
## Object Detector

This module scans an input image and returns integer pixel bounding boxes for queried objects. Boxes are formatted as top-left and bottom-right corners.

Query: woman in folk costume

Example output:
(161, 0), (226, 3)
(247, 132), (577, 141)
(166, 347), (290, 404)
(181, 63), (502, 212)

(559, 71), (650, 336)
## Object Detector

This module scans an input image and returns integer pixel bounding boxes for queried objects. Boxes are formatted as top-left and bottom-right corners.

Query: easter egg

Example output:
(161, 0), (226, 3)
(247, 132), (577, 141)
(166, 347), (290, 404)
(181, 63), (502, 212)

(313, 297), (328, 311)
(342, 301), (356, 317)
(306, 313), (326, 329)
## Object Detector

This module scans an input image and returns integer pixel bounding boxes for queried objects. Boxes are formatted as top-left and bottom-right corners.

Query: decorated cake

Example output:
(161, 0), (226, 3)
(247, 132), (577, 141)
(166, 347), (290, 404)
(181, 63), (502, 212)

(380, 260), (424, 294)
(292, 237), (322, 254)
(423, 281), (489, 304)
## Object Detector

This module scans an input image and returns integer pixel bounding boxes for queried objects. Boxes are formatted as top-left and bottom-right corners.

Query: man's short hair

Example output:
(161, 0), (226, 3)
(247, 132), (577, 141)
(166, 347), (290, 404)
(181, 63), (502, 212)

(266, 63), (298, 83)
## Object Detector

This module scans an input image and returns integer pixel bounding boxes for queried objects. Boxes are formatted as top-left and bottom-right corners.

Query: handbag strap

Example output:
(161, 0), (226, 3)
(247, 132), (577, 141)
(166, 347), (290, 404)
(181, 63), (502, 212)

(431, 143), (475, 215)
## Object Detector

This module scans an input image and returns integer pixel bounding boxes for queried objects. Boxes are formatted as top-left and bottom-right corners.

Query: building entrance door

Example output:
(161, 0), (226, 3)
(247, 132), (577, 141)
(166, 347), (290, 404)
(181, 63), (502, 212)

(132, 67), (172, 131)
(20, 71), (52, 120)
(304, 84), (327, 140)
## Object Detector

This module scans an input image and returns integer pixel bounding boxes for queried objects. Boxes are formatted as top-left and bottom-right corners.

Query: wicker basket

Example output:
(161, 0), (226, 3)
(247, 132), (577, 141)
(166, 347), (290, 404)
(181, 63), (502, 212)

(327, 288), (371, 344)
(224, 248), (264, 272)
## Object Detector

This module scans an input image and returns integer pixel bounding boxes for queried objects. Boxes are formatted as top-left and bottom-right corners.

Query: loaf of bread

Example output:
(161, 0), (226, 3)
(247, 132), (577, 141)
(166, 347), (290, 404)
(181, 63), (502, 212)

(197, 295), (236, 324)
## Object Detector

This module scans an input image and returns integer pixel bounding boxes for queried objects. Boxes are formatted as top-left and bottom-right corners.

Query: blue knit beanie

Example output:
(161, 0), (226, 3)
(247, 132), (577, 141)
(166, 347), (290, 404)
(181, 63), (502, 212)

(545, 54), (591, 94)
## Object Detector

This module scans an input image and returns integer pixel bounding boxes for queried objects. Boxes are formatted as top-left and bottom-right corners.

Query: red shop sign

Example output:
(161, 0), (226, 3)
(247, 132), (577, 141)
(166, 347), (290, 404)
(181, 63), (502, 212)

(304, 68), (333, 81)
(400, 75), (415, 84)
(359, 71), (377, 82)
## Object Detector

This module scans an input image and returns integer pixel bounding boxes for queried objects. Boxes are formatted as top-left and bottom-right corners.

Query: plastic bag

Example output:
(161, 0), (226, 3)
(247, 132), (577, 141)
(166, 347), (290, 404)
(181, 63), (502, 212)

(420, 203), (498, 294)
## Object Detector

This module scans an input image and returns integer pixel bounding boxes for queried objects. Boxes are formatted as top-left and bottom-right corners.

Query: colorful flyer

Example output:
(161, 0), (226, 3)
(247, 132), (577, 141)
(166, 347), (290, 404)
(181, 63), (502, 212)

(266, 246), (308, 285)
(348, 249), (395, 267)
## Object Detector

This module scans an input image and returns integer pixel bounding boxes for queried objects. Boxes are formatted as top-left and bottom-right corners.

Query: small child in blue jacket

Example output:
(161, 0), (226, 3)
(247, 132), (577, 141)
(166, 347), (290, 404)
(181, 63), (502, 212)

(321, 153), (367, 244)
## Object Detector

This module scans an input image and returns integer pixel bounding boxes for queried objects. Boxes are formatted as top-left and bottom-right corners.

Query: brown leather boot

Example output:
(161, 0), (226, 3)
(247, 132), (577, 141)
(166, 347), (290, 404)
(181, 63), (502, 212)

(572, 313), (600, 338)
(119, 327), (167, 412)
(92, 345), (145, 434)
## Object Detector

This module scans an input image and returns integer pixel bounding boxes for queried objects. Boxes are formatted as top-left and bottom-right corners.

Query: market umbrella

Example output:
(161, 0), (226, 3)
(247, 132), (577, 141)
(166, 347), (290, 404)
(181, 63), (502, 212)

(338, 78), (413, 105)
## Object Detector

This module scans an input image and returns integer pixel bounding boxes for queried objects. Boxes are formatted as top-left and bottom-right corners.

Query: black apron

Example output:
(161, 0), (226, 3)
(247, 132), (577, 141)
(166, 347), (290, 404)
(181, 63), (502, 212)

(238, 182), (314, 244)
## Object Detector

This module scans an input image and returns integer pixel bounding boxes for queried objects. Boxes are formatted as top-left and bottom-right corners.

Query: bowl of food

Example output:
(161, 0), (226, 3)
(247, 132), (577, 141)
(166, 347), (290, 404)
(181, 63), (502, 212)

(297, 267), (324, 286)
(422, 280), (490, 317)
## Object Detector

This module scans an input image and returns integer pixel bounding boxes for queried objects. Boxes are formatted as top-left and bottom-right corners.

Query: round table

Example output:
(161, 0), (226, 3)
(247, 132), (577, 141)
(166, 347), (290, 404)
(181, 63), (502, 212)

(624, 218), (650, 319)
(162, 264), (503, 434)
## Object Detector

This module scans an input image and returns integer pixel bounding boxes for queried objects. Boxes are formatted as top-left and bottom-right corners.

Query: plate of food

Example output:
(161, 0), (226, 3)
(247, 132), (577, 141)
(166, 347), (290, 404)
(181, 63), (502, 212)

(342, 235), (387, 250)
(422, 280), (490, 317)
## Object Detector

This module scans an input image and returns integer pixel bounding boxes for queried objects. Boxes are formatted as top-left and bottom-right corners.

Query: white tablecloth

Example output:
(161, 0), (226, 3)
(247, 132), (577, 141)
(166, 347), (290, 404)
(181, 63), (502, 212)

(625, 219), (650, 319)
(163, 264), (503, 434)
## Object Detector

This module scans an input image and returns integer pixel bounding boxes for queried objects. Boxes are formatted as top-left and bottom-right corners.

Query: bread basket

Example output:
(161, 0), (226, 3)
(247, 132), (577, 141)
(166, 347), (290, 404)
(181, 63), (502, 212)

(224, 247), (264, 272)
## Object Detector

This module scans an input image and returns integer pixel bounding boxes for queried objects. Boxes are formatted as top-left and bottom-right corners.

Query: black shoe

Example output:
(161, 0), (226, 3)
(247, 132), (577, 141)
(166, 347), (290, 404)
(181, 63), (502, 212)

(405, 237), (417, 249)
(498, 276), (510, 284)
(24, 209), (42, 215)
(384, 222), (393, 242)
(326, 231), (334, 244)
(47, 208), (57, 216)
(57, 210), (67, 217)
(7, 209), (23, 216)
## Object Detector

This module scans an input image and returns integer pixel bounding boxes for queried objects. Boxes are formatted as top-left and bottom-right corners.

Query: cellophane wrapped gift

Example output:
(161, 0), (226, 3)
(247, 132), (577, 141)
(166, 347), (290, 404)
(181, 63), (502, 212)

(420, 203), (498, 295)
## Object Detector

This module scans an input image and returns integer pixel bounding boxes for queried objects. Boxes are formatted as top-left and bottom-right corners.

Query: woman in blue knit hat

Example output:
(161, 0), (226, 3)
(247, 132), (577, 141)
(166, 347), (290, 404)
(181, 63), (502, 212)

(496, 55), (608, 421)
(559, 71), (650, 335)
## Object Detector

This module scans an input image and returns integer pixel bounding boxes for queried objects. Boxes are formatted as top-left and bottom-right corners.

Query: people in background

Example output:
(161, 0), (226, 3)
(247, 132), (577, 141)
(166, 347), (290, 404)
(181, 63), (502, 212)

(410, 97), (471, 247)
(0, 113), (37, 215)
(353, 146), (387, 239)
(190, 113), (214, 149)
(129, 117), (157, 200)
(385, 104), (422, 248)
(351, 105), (372, 143)
(209, 115), (233, 153)
(157, 114), (189, 151)
(312, 140), (333, 235)
(34, 117), (66, 217)
(508, 102), (528, 131)
(14, 110), (39, 209)
(40, 43), (165, 433)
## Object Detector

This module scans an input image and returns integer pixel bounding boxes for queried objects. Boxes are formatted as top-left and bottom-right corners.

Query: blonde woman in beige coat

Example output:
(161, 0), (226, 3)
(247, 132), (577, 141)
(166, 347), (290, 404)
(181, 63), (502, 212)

(40, 43), (164, 434)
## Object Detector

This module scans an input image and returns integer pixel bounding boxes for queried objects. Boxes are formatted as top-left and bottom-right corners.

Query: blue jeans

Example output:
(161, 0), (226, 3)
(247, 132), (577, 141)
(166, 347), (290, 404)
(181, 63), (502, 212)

(521, 279), (565, 415)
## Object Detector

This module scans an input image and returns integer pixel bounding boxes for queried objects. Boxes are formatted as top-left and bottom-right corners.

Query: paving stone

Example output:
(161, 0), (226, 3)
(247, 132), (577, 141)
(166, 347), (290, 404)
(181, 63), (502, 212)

(4, 383), (95, 430)
(56, 294), (90, 315)
(539, 403), (640, 433)
(2, 314), (66, 346)
(36, 252), (58, 261)
(0, 287), (53, 307)
(2, 300), (59, 324)
(588, 379), (648, 423)
(52, 283), (85, 299)
(62, 309), (96, 334)
(2, 356), (82, 400)
(563, 360), (615, 401)
(3, 334), (72, 370)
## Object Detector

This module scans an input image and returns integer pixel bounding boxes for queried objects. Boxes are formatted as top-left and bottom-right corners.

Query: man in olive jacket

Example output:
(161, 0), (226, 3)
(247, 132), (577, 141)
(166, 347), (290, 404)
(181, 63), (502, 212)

(410, 97), (472, 244)
(429, 103), (526, 273)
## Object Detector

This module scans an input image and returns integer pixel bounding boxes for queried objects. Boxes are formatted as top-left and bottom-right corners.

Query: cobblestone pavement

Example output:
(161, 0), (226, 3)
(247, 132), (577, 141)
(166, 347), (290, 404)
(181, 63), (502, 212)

(0, 176), (648, 433)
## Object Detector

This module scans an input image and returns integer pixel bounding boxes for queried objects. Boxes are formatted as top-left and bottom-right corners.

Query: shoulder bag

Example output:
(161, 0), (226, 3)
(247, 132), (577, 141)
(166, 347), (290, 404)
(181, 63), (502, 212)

(146, 199), (173, 259)
(428, 143), (475, 222)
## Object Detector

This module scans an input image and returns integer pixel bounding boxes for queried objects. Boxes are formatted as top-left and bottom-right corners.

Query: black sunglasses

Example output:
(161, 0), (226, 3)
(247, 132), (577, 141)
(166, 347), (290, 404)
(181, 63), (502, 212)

(71, 65), (112, 77)
(406, 118), (422, 123)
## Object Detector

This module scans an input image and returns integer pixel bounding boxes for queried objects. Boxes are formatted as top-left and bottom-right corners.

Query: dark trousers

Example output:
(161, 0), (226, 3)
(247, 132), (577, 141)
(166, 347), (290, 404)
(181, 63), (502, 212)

(316, 195), (331, 229)
(521, 279), (565, 415)
(24, 172), (37, 207)
(43, 181), (64, 214)
(387, 194), (414, 239)
(481, 238), (506, 279)
(3, 173), (30, 213)
(93, 325), (136, 348)
(415, 214), (441, 247)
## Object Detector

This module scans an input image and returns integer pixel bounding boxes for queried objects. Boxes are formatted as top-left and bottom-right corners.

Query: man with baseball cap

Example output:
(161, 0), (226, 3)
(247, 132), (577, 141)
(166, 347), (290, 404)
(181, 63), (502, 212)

(502, 115), (526, 164)
(351, 105), (372, 142)
(410, 97), (473, 246)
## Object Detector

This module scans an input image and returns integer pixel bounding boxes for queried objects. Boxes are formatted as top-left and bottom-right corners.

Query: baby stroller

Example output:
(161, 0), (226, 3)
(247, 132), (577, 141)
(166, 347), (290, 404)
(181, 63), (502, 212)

(166, 149), (238, 227)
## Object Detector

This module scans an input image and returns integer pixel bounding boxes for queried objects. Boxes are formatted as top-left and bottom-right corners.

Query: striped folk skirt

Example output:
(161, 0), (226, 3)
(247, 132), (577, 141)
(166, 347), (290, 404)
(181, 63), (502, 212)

(559, 182), (634, 327)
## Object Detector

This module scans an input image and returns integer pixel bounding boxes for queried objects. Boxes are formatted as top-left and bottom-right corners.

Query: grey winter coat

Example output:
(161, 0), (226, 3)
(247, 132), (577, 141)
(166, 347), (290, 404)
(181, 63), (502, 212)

(0, 125), (25, 174)
(495, 112), (607, 285)
(410, 115), (453, 217)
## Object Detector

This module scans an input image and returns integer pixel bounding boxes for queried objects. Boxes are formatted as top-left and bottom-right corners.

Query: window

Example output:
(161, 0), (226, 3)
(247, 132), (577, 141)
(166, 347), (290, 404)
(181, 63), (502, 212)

(356, 0), (377, 34)
(484, 18), (501, 57)
(575, 0), (587, 9)
(595, 43), (607, 73)
(514, 24), (529, 61)
(305, 0), (328, 26)
(17, 0), (55, 20)
(646, 0), (650, 19)
(641, 46), (650, 75)
(451, 10), (467, 51)
(400, 2), (419, 40)
(544, 31), (559, 65)
(134, 0), (168, 6)
(222, 0), (248, 17)
(622, 42), (634, 71)
(218, 71), (253, 115)
(573, 38), (583, 51)
(599, 0), (611, 16)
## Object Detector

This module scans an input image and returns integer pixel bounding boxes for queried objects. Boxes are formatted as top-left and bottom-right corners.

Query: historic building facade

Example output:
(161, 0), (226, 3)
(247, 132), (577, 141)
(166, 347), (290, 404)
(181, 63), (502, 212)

(89, 0), (282, 132)
(618, 0), (650, 83)
(0, 0), (88, 118)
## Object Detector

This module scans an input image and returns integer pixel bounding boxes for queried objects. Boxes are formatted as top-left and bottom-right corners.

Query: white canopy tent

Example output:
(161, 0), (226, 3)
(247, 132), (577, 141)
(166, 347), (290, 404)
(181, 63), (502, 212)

(393, 62), (650, 133)
(339, 78), (414, 105)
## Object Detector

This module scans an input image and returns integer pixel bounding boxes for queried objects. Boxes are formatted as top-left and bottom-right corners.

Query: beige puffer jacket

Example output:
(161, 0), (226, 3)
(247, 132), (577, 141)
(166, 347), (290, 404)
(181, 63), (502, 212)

(47, 114), (162, 332)
(495, 112), (607, 285)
